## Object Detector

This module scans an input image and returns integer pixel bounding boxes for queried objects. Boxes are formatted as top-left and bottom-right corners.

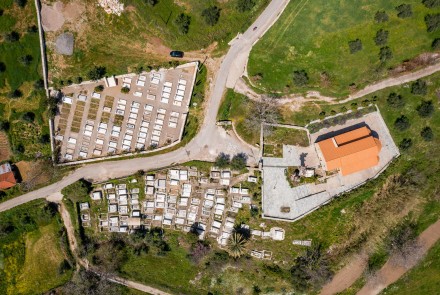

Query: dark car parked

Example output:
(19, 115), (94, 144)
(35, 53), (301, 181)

(170, 51), (184, 58)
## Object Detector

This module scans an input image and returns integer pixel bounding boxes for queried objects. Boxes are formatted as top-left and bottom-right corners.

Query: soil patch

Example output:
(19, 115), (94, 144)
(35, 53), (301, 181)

(15, 161), (31, 182)
(0, 131), (11, 161)
(41, 2), (65, 32)
(63, 1), (85, 22)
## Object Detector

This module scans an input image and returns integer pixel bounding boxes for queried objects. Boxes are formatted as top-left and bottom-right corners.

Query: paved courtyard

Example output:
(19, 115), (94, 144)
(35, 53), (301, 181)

(262, 111), (400, 221)
(54, 62), (198, 162)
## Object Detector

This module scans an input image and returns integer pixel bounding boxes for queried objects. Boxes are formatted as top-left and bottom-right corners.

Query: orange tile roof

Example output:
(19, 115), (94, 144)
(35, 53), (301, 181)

(317, 127), (381, 176)
(0, 171), (16, 190)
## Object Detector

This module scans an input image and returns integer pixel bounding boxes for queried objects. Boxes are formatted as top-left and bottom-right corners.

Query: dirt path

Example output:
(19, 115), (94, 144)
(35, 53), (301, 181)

(57, 200), (171, 295)
(236, 62), (440, 106)
(319, 253), (368, 295)
(357, 218), (440, 295)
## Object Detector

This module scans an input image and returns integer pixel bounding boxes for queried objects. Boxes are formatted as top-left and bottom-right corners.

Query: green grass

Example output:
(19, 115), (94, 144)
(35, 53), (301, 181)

(265, 126), (309, 146)
(381, 240), (440, 295)
(48, 0), (269, 81)
(248, 0), (440, 96)
(120, 232), (200, 295)
(0, 200), (73, 295)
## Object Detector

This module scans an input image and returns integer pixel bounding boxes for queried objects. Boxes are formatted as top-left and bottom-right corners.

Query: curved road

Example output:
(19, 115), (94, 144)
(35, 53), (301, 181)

(0, 0), (290, 212)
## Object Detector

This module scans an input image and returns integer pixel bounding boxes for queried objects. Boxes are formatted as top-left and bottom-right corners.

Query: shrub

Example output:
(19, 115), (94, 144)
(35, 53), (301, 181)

(121, 86), (130, 94)
(421, 126), (434, 141)
(190, 241), (211, 264)
(94, 85), (104, 92)
(144, 0), (157, 6)
(411, 79), (428, 95)
(14, 0), (27, 8)
(425, 14), (440, 32)
(202, 6), (221, 26)
(399, 138), (412, 150)
(74, 76), (83, 84)
(348, 39), (362, 54)
(215, 152), (230, 168)
(0, 62), (6, 73)
(237, 0), (255, 12)
(395, 4), (412, 18)
(290, 244), (333, 292)
(379, 46), (393, 62)
(87, 66), (106, 81)
(5, 31), (20, 42)
(375, 10), (389, 23)
(394, 115), (410, 131)
(387, 92), (405, 108)
(417, 100), (434, 117)
(15, 144), (25, 154)
(27, 25), (38, 33)
(175, 13), (191, 35)
(0, 121), (10, 132)
(423, 0), (440, 8)
(0, 9), (3, 16)
(231, 153), (248, 170)
(22, 112), (35, 122)
(374, 29), (389, 46)
(8, 89), (23, 98)
(19, 55), (33, 66)
(34, 79), (44, 90)
(432, 38), (440, 50)
(293, 70), (309, 86)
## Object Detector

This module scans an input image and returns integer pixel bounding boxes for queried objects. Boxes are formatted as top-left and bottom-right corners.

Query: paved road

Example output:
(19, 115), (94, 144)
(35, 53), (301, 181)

(0, 1), (289, 211)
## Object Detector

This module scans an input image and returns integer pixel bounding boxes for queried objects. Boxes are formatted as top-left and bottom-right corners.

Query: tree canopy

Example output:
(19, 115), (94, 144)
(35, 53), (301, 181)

(202, 6), (221, 26)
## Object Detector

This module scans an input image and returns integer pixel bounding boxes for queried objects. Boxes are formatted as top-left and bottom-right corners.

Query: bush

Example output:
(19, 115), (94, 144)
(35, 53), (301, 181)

(290, 244), (333, 292)
(61, 179), (93, 203)
(348, 39), (362, 54)
(215, 152), (230, 168)
(202, 6), (221, 26)
(94, 85), (104, 92)
(34, 79), (44, 90)
(293, 70), (309, 86)
(58, 259), (72, 275)
(375, 10), (389, 23)
(5, 31), (20, 42)
(121, 86), (130, 94)
(411, 79), (428, 95)
(425, 14), (440, 32)
(174, 13), (191, 35)
(0, 62), (6, 73)
(399, 138), (412, 150)
(374, 29), (389, 46)
(394, 115), (410, 131)
(231, 153), (248, 170)
(8, 89), (23, 98)
(22, 112), (35, 122)
(423, 0), (440, 8)
(432, 38), (440, 50)
(386, 92), (405, 108)
(421, 126), (434, 141)
(19, 55), (33, 66)
(237, 0), (255, 12)
(27, 25), (38, 33)
(0, 9), (3, 16)
(14, 0), (27, 8)
(74, 76), (83, 84)
(87, 66), (106, 81)
(417, 100), (434, 117)
(144, 0), (157, 6)
(0, 121), (10, 132)
(379, 46), (393, 62)
(395, 4), (412, 18)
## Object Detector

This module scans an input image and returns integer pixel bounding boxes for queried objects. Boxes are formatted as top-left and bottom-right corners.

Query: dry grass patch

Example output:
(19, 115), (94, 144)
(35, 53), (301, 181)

(0, 131), (11, 161)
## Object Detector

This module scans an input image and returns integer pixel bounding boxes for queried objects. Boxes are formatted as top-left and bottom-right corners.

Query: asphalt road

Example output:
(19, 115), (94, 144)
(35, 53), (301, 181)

(0, 0), (290, 213)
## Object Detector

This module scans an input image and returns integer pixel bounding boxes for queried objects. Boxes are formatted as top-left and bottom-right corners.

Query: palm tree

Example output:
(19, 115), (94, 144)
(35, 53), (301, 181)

(227, 232), (247, 258)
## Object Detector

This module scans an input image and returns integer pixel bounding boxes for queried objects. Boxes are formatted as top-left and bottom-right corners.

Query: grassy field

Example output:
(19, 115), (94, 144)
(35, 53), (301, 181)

(263, 126), (309, 156)
(0, 200), (73, 295)
(381, 240), (440, 295)
(248, 0), (440, 96)
(0, 0), (51, 162)
(47, 0), (269, 81)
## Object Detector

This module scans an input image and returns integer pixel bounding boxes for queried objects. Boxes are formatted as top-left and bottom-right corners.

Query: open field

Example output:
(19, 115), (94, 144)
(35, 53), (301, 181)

(0, 0), (51, 162)
(381, 240), (440, 295)
(248, 0), (440, 96)
(0, 200), (73, 295)
(43, 0), (269, 82)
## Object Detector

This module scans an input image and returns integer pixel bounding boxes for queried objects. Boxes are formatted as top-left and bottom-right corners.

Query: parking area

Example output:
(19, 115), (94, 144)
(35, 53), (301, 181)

(54, 62), (198, 162)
